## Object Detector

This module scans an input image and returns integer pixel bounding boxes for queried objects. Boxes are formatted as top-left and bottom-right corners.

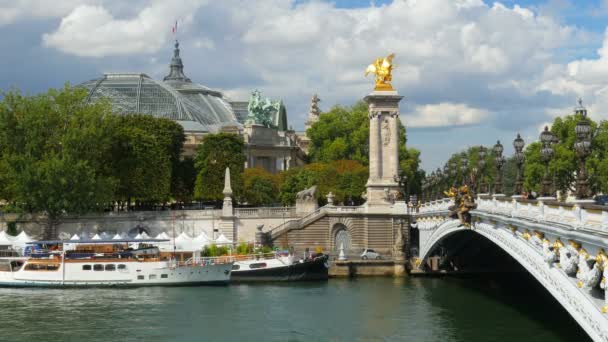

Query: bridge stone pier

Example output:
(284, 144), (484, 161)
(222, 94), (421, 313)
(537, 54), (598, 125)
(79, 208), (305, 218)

(413, 196), (608, 341)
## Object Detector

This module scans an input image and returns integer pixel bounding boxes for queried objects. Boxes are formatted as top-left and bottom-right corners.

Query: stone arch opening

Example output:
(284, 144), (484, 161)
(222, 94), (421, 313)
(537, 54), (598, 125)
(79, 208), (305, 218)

(333, 224), (352, 256)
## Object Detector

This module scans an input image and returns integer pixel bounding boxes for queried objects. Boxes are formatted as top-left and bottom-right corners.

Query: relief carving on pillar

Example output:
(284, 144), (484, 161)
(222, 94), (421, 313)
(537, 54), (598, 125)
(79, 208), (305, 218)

(382, 119), (390, 145)
(389, 110), (399, 118)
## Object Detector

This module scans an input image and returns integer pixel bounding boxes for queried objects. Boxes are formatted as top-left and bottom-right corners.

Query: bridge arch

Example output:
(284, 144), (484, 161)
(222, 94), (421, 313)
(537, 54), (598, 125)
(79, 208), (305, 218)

(418, 218), (608, 342)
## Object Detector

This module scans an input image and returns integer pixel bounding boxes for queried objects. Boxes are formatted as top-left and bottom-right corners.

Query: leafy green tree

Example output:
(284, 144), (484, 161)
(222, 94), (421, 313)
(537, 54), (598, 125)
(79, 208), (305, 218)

(307, 102), (369, 164)
(111, 115), (179, 207)
(194, 133), (245, 202)
(172, 158), (197, 204)
(242, 167), (278, 206)
(0, 86), (117, 238)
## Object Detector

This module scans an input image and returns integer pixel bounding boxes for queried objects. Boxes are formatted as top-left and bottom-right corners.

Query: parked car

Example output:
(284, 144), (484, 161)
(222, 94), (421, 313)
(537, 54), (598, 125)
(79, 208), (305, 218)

(595, 195), (608, 206)
(361, 249), (381, 260)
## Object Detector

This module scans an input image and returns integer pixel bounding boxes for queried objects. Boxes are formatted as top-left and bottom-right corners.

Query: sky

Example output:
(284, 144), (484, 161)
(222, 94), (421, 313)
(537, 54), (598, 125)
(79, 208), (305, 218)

(1, 0), (608, 171)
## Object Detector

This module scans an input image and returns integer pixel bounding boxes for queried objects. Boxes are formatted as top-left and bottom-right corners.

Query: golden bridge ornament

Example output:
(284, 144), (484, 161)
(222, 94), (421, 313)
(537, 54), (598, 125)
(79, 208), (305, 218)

(365, 53), (395, 91)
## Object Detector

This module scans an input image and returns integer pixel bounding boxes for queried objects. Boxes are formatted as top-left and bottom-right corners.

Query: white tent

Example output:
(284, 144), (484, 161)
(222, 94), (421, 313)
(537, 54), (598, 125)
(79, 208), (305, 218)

(91, 234), (101, 240)
(140, 232), (151, 239)
(134, 233), (143, 240)
(215, 234), (232, 244)
(112, 234), (122, 240)
(193, 231), (212, 246)
(0, 231), (14, 246)
(155, 232), (170, 240)
(70, 234), (80, 241)
(174, 232), (203, 251)
(12, 231), (33, 251)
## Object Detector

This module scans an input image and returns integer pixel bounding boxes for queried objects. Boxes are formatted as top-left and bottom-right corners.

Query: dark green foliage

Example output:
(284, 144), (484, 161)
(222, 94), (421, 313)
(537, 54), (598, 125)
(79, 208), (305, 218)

(194, 133), (246, 202)
(0, 86), (117, 227)
(242, 168), (278, 206)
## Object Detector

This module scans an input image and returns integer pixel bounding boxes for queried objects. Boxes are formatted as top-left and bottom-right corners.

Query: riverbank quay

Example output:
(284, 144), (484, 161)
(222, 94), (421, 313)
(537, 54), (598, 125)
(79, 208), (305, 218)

(328, 259), (408, 277)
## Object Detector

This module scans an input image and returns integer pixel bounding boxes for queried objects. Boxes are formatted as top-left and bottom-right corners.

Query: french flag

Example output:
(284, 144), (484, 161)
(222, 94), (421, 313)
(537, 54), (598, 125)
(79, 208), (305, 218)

(172, 21), (178, 34)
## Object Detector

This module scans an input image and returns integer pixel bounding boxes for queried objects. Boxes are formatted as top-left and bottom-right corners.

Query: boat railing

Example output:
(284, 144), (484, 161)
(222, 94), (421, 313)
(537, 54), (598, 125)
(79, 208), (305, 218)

(176, 255), (236, 268)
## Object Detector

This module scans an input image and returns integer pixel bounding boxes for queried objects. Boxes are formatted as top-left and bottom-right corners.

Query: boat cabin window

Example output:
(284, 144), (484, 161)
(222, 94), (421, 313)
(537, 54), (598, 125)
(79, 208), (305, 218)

(161, 274), (168, 278)
(24, 263), (60, 271)
(105, 264), (116, 271)
(137, 275), (144, 280)
(231, 265), (240, 270)
(82, 265), (91, 271)
(117, 264), (127, 270)
(93, 264), (104, 271)
(249, 263), (267, 269)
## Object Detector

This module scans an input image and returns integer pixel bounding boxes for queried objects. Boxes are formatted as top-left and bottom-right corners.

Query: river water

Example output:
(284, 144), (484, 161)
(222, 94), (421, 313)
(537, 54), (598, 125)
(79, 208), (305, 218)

(0, 273), (591, 342)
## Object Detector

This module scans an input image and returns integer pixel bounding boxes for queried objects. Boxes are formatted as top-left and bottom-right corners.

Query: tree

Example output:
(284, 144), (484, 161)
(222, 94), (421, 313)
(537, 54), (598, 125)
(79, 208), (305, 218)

(0, 86), (117, 238)
(172, 158), (197, 205)
(111, 115), (181, 207)
(194, 133), (246, 202)
(307, 102), (370, 164)
(242, 168), (278, 206)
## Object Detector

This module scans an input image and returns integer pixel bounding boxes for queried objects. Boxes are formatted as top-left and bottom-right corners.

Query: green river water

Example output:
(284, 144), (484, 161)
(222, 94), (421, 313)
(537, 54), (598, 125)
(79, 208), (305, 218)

(0, 273), (591, 342)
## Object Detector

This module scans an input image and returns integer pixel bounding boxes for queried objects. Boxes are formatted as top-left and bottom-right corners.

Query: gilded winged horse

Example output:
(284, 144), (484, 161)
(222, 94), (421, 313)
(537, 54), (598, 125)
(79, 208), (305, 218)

(365, 53), (395, 90)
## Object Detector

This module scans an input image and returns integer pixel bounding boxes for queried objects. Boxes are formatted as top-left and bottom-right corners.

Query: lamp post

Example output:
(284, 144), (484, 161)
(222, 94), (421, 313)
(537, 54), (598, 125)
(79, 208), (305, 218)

(436, 168), (443, 199)
(574, 99), (592, 200)
(513, 133), (525, 196)
(540, 126), (555, 198)
(443, 164), (450, 189)
(492, 140), (505, 195)
(460, 158), (469, 188)
(478, 146), (487, 194)
(449, 160), (457, 187)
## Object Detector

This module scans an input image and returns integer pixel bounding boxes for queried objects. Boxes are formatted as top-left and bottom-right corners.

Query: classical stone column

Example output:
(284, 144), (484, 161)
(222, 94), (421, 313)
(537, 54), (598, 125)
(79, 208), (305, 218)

(365, 90), (403, 206)
(369, 111), (380, 180)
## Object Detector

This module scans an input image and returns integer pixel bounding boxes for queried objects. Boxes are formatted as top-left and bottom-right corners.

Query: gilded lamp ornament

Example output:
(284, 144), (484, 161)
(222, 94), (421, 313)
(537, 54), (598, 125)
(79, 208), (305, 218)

(365, 53), (395, 91)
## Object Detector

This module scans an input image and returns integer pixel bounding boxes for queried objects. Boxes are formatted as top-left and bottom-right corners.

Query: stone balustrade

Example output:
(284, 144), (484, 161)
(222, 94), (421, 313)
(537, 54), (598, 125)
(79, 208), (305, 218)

(234, 207), (297, 218)
(417, 196), (608, 235)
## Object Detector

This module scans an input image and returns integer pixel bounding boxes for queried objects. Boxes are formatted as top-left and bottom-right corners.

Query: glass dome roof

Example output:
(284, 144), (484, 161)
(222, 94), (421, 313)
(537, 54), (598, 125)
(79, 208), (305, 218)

(78, 41), (239, 132)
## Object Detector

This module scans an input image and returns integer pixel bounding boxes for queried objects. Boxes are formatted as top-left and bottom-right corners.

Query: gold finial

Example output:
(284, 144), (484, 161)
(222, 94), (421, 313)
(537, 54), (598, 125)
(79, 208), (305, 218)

(553, 238), (565, 249)
(365, 53), (395, 91)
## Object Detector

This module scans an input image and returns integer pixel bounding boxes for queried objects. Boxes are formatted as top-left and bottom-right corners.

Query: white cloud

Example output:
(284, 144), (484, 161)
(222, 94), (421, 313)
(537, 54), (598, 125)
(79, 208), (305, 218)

(404, 102), (490, 128)
(0, 0), (92, 26)
(42, 1), (205, 57)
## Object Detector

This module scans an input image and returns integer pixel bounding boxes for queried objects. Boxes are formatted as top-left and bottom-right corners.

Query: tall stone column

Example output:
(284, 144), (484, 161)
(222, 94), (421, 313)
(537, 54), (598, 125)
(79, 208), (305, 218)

(369, 112), (380, 180)
(365, 90), (403, 206)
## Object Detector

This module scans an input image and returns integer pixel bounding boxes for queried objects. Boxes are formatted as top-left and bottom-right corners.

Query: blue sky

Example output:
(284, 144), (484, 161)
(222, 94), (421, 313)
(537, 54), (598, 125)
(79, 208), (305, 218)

(1, 0), (608, 171)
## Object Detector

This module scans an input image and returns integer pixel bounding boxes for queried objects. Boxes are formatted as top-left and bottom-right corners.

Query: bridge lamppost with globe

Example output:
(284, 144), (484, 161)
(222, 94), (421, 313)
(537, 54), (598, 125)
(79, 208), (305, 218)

(449, 160), (458, 187)
(460, 157), (469, 189)
(539, 126), (555, 198)
(492, 140), (506, 195)
(513, 133), (525, 196)
(574, 99), (593, 201)
(477, 146), (488, 194)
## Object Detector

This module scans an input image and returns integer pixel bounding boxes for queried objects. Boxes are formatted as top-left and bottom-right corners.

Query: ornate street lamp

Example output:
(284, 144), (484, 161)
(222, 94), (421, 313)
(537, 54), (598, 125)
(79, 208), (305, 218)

(449, 160), (458, 186)
(478, 146), (488, 194)
(574, 99), (592, 200)
(513, 133), (525, 196)
(460, 157), (469, 188)
(435, 168), (443, 199)
(429, 171), (436, 200)
(492, 140), (506, 195)
(540, 126), (555, 197)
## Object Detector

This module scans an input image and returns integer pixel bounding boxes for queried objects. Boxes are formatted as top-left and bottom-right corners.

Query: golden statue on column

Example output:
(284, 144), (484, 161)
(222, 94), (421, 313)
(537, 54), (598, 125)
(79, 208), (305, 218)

(365, 53), (395, 91)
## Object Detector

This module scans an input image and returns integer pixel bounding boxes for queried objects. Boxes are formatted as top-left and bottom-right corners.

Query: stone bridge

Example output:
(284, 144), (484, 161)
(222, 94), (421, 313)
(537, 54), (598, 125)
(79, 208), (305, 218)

(413, 196), (608, 341)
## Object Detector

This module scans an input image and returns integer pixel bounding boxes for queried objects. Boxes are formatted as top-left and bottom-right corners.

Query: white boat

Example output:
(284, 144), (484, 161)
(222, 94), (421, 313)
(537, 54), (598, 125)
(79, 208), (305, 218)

(0, 239), (233, 287)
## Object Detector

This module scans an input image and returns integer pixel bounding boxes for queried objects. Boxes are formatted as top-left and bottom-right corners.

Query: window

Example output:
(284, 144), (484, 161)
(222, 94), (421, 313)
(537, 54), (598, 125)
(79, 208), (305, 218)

(231, 264), (240, 270)
(105, 264), (116, 271)
(137, 275), (144, 280)
(367, 249), (375, 253)
(149, 275), (157, 280)
(24, 263), (60, 271)
(93, 264), (104, 271)
(117, 264), (127, 270)
(249, 263), (267, 269)
(161, 274), (168, 279)
(82, 265), (92, 271)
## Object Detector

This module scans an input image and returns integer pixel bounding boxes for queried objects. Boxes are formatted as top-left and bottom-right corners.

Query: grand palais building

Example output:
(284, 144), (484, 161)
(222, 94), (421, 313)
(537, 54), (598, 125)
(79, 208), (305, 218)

(78, 41), (311, 173)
